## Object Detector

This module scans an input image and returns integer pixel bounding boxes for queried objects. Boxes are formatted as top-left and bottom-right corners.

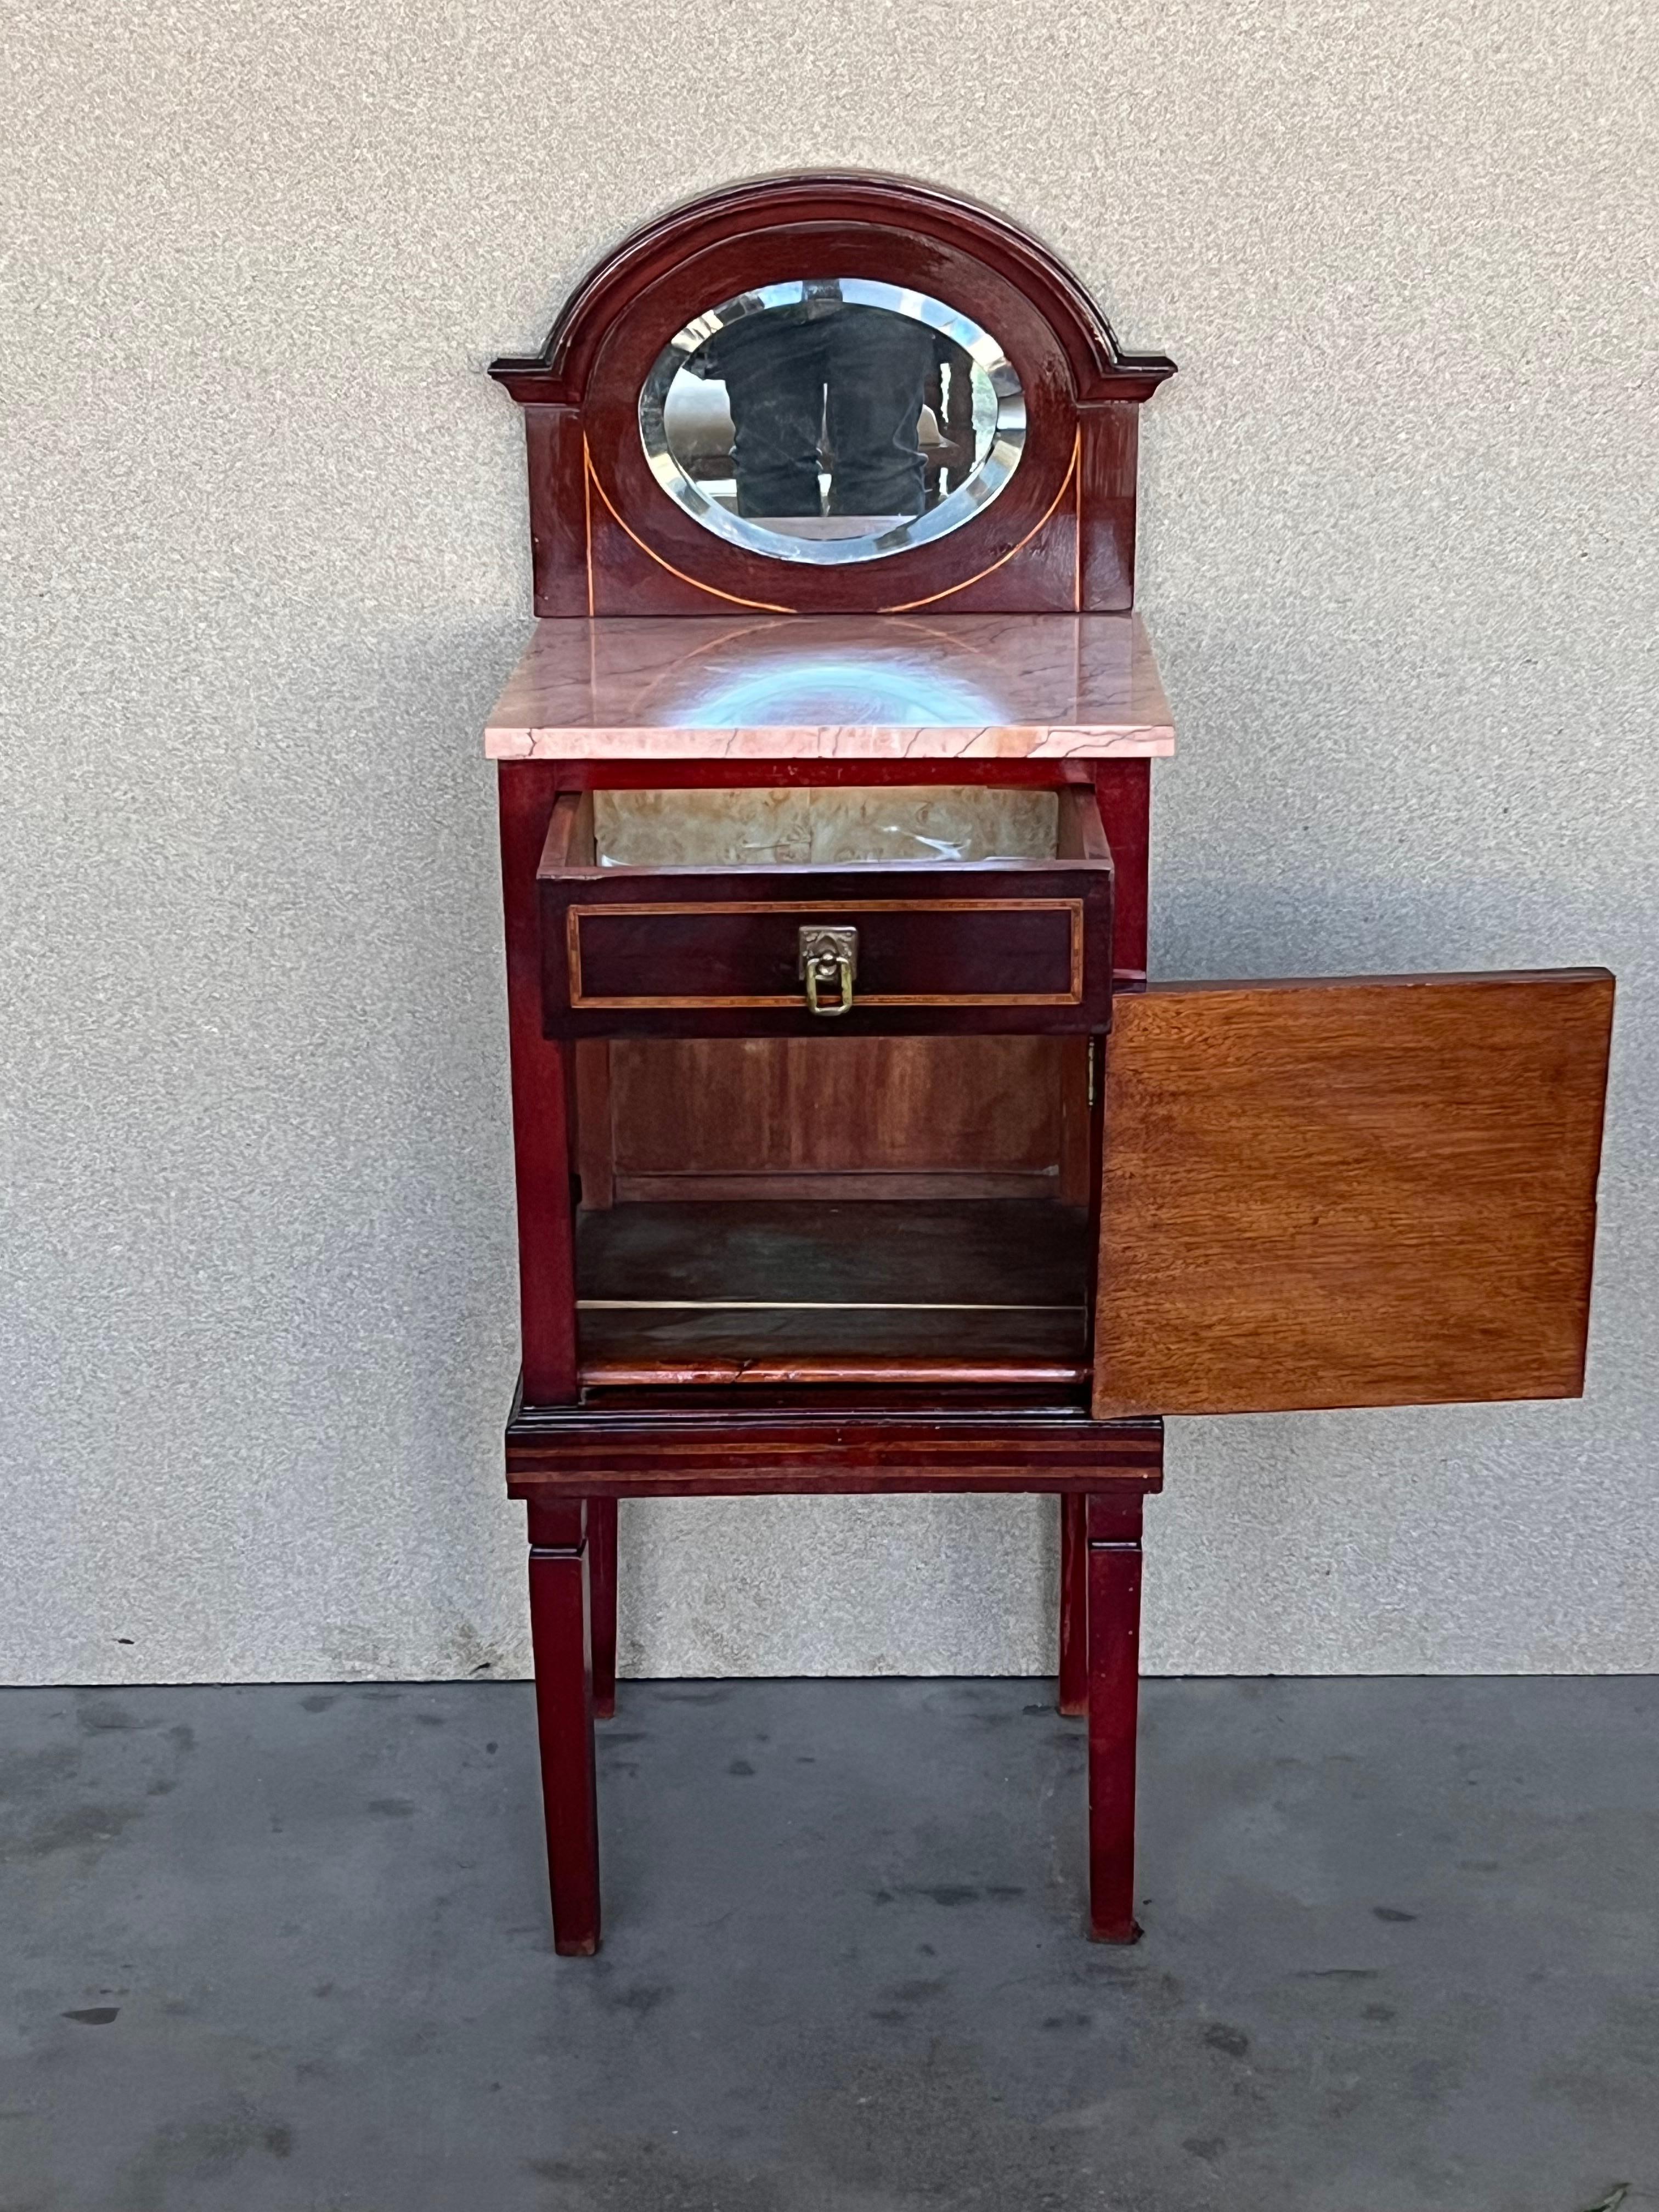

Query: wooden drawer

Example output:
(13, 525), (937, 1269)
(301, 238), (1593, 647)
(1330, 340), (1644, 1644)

(537, 787), (1115, 1038)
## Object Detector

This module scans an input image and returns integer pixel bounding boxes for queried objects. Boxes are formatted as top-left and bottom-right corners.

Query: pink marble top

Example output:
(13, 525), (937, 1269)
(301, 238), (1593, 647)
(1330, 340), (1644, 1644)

(482, 613), (1175, 761)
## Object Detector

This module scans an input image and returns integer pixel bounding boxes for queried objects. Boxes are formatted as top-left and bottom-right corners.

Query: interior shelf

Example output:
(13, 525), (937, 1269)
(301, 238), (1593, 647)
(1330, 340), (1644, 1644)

(574, 1199), (1090, 1387)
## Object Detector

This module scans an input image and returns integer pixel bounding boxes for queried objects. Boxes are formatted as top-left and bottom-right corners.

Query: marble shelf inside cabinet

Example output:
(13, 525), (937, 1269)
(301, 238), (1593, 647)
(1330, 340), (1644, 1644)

(482, 612), (1176, 761)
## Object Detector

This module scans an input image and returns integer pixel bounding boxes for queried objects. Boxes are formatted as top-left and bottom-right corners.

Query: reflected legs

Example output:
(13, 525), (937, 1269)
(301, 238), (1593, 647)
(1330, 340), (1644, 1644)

(823, 311), (933, 517)
(718, 308), (933, 518)
(719, 330), (832, 517)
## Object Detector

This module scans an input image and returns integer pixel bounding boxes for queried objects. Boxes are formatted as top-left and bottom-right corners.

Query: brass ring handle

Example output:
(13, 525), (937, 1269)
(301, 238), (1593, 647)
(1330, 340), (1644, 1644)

(799, 926), (858, 1018)
(804, 954), (856, 1017)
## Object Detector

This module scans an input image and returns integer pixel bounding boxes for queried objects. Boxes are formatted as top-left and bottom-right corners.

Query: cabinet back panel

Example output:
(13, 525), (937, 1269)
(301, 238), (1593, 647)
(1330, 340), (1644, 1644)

(603, 1035), (1078, 1200)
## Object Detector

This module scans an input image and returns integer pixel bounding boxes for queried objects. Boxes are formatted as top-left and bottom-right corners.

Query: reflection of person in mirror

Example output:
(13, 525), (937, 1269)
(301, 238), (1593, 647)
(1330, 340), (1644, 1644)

(699, 282), (935, 521)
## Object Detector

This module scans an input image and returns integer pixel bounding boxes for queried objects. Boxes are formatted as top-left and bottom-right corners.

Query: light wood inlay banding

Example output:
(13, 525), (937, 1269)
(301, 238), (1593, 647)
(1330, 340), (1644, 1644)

(566, 898), (1085, 1009)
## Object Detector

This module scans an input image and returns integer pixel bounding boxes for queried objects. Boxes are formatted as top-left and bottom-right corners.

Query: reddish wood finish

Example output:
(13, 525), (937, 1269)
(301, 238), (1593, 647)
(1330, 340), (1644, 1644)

(560, 1383), (1101, 1414)
(588, 1497), (618, 1721)
(1089, 760), (1149, 974)
(1058, 1494), (1088, 1716)
(572, 1041), (616, 1209)
(580, 1354), (1088, 1390)
(488, 173), (1607, 1963)
(523, 409), (590, 620)
(1086, 1489), (1144, 1942)
(569, 1194), (1088, 1385)
(500, 765), (580, 1400)
(1054, 754), (1139, 1699)
(608, 1036), (1073, 1204)
(526, 1499), (601, 1954)
(507, 1402), (1163, 1497)
(489, 173), (1173, 618)
(538, 788), (1115, 1040)
(510, 1412), (1160, 1947)
(1077, 405), (1143, 614)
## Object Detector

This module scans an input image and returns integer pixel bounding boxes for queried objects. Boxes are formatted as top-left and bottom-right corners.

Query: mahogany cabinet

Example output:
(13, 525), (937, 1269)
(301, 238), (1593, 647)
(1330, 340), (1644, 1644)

(484, 173), (1613, 1954)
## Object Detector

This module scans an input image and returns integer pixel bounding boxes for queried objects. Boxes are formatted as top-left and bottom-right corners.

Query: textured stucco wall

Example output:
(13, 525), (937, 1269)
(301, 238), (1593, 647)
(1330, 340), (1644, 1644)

(3, 0), (1655, 1685)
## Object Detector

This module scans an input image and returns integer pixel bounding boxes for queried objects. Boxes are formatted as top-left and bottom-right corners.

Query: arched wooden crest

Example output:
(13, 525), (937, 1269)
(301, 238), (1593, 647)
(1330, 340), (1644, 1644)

(489, 172), (1175, 619)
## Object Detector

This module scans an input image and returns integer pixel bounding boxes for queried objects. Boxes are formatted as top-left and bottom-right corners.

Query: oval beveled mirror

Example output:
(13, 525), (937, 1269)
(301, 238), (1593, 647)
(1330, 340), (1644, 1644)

(638, 279), (1026, 566)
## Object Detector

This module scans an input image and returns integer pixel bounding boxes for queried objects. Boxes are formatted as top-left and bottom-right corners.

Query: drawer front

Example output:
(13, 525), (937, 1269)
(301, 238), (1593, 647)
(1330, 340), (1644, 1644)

(538, 793), (1115, 1038)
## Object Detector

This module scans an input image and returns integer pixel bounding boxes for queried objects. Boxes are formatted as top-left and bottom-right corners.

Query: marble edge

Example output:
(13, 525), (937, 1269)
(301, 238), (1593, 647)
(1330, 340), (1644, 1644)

(484, 726), (1177, 761)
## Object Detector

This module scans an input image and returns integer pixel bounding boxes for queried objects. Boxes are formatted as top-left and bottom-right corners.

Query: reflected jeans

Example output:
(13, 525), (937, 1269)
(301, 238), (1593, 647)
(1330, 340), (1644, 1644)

(718, 308), (933, 519)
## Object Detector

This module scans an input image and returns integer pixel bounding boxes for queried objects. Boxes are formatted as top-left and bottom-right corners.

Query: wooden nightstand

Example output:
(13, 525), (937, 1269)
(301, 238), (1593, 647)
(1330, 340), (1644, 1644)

(484, 173), (1612, 1954)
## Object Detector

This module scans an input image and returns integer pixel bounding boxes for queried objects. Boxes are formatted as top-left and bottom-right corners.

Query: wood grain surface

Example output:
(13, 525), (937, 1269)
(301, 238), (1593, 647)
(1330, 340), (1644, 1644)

(538, 800), (1115, 1037)
(1092, 970), (1613, 1416)
(577, 1197), (1088, 1304)
(506, 1399), (1164, 1498)
(487, 173), (1173, 620)
(574, 1197), (1088, 1383)
(607, 1035), (1071, 1199)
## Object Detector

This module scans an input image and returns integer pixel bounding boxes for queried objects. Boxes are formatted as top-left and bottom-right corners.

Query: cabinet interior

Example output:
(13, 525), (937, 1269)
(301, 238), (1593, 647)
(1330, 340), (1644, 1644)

(569, 788), (1093, 1387)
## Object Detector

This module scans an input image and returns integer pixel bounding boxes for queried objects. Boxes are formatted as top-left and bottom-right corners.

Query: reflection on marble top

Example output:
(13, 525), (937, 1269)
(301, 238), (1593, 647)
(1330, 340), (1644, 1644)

(482, 613), (1175, 760)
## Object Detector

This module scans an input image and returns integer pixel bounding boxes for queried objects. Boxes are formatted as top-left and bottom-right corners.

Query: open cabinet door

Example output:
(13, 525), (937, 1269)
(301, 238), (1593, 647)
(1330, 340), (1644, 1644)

(1092, 970), (1613, 1417)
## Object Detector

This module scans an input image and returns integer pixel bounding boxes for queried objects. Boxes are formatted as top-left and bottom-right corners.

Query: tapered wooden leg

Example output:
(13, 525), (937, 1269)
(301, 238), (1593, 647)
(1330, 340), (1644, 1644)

(1058, 1494), (1088, 1714)
(589, 1497), (618, 1720)
(527, 1500), (600, 1956)
(1086, 1491), (1144, 1943)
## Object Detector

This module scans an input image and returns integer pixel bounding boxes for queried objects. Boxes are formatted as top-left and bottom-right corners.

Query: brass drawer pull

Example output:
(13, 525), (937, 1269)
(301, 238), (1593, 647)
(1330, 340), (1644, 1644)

(798, 926), (858, 1017)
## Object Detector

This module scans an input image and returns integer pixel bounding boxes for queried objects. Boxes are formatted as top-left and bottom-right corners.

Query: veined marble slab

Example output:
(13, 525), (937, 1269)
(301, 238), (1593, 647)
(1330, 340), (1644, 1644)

(482, 612), (1176, 761)
(595, 786), (1060, 867)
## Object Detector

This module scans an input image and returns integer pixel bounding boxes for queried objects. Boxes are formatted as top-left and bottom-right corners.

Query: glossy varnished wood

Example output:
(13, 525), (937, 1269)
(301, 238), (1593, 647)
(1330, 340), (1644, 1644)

(1089, 761), (1149, 973)
(572, 1197), (1089, 1384)
(588, 1497), (618, 1720)
(1086, 1491), (1144, 1942)
(1058, 1493), (1088, 1716)
(576, 1198), (1088, 1301)
(1093, 970), (1615, 1417)
(578, 1352), (1089, 1389)
(489, 172), (1174, 619)
(490, 173), (1176, 409)
(486, 171), (1609, 1962)
(607, 1035), (1074, 1203)
(526, 1499), (601, 1953)
(499, 764), (580, 1401)
(507, 1399), (1163, 1498)
(538, 786), (1115, 1039)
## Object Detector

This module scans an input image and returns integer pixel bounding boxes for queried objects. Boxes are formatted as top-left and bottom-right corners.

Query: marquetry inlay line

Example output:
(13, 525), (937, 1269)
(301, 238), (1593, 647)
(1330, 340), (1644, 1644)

(584, 444), (795, 614)
(567, 897), (1085, 1009)
(879, 433), (1081, 614)
(582, 434), (596, 620)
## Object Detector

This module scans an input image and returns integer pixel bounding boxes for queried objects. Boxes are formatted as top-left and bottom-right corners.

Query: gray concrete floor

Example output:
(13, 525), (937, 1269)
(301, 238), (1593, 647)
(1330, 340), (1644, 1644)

(1, 1678), (1656, 2212)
